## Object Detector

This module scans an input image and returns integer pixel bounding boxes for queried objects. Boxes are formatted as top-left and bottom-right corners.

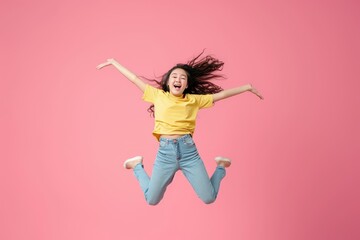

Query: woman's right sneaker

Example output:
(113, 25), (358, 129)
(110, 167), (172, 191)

(123, 156), (143, 169)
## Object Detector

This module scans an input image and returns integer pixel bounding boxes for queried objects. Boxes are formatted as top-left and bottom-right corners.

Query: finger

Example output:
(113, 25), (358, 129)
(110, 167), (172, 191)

(96, 62), (109, 69)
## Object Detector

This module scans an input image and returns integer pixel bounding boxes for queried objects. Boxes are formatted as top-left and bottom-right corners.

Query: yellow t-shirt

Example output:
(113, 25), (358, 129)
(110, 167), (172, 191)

(142, 85), (214, 140)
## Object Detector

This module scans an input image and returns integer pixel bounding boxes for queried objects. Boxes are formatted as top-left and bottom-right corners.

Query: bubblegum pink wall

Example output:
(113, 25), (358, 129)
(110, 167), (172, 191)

(1, 0), (359, 239)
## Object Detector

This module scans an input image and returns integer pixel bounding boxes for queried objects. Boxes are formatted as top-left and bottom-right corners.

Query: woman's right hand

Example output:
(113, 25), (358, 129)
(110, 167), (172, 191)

(95, 58), (146, 92)
(96, 58), (117, 70)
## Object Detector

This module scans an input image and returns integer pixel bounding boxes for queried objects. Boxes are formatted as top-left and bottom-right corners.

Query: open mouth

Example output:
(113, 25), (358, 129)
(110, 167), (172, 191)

(174, 84), (182, 90)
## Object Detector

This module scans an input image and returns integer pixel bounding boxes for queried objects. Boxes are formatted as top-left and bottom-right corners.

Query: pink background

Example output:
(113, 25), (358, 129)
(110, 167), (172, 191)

(1, 0), (359, 239)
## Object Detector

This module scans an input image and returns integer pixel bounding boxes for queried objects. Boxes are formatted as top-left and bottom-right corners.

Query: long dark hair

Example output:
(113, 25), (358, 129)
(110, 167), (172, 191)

(147, 51), (224, 116)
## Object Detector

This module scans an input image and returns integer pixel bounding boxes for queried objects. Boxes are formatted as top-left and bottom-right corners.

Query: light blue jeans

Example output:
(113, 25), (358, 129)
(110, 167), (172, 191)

(133, 134), (226, 205)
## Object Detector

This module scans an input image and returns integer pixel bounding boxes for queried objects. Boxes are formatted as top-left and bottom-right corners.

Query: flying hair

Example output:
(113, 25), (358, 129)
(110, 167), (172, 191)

(147, 50), (225, 116)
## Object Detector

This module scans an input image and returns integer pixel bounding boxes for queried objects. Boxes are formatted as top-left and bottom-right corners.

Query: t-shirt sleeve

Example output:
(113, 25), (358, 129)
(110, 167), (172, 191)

(195, 94), (214, 109)
(142, 85), (159, 103)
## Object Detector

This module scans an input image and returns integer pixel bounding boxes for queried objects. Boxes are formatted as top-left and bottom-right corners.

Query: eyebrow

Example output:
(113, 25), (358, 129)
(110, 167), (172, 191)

(171, 73), (186, 77)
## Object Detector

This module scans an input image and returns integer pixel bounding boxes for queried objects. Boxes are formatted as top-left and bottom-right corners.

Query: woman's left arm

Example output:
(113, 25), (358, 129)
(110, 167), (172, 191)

(212, 84), (263, 102)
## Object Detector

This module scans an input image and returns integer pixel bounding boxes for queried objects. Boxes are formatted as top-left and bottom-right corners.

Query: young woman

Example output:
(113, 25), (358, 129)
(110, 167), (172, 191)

(97, 53), (263, 205)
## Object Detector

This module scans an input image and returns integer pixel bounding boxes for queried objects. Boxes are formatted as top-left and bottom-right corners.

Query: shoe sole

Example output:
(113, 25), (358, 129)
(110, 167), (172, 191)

(123, 156), (143, 169)
(215, 156), (231, 167)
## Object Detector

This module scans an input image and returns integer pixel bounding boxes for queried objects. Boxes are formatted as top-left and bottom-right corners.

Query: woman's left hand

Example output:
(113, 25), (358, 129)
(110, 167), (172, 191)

(249, 85), (264, 100)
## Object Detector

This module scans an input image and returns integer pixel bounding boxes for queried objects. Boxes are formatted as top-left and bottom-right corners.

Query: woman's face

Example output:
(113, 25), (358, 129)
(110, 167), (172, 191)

(167, 68), (188, 96)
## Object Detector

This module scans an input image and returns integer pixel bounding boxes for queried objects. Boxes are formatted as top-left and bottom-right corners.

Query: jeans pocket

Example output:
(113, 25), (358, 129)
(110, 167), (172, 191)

(159, 140), (168, 148)
(183, 136), (195, 146)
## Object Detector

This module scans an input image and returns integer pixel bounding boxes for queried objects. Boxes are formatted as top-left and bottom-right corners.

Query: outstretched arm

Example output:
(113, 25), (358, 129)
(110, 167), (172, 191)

(213, 84), (263, 102)
(96, 58), (146, 92)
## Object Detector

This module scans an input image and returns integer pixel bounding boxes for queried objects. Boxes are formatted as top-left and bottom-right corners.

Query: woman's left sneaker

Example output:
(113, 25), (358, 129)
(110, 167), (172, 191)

(215, 156), (231, 168)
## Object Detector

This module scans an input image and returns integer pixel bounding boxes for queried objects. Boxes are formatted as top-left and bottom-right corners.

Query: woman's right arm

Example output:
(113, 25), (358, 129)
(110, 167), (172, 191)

(96, 58), (146, 92)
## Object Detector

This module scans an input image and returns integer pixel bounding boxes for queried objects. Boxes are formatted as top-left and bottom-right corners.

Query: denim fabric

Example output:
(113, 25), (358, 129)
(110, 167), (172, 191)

(133, 134), (226, 205)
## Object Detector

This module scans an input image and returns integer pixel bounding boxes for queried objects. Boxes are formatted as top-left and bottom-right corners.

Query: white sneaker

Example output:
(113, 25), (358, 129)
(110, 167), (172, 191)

(123, 156), (143, 169)
(215, 156), (231, 168)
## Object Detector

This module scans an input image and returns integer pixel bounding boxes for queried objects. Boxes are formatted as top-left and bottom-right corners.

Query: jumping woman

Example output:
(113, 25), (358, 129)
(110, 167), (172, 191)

(96, 52), (263, 205)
